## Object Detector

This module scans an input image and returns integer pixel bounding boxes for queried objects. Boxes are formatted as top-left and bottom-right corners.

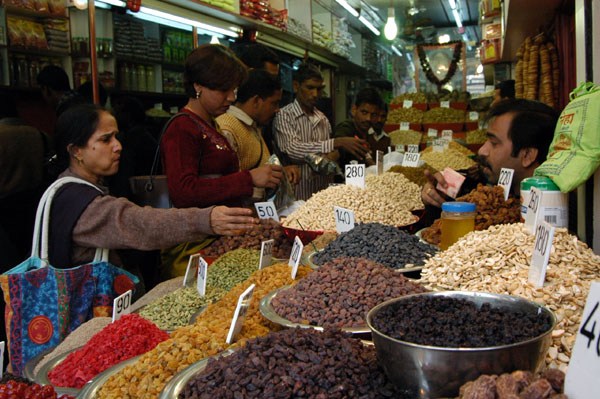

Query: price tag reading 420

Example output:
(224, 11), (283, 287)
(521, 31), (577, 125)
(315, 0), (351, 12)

(497, 168), (514, 201)
(112, 289), (132, 322)
(225, 283), (255, 344)
(564, 281), (600, 399)
(259, 239), (274, 270)
(334, 206), (355, 233)
(345, 164), (365, 189)
(402, 152), (420, 167)
(528, 221), (555, 287)
(525, 187), (544, 234)
(289, 236), (304, 279)
(254, 201), (279, 222)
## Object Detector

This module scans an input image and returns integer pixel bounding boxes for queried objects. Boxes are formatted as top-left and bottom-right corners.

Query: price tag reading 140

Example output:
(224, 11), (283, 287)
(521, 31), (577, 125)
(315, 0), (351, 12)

(527, 221), (555, 288)
(334, 206), (355, 233)
(254, 201), (279, 222)
(112, 289), (132, 322)
(345, 164), (365, 189)
(564, 281), (600, 399)
(288, 236), (304, 279)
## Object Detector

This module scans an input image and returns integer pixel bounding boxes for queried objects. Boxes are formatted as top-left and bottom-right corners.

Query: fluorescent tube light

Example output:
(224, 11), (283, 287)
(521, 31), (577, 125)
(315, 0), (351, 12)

(139, 6), (239, 37)
(94, 1), (111, 9)
(391, 45), (402, 57)
(97, 0), (125, 7)
(448, 0), (457, 9)
(126, 9), (193, 31)
(452, 9), (463, 28)
(335, 0), (359, 17)
(359, 15), (380, 36)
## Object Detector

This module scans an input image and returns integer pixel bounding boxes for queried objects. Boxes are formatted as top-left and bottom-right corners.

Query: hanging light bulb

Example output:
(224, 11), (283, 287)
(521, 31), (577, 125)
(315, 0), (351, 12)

(384, 7), (397, 40)
(73, 0), (88, 10)
(210, 35), (220, 44)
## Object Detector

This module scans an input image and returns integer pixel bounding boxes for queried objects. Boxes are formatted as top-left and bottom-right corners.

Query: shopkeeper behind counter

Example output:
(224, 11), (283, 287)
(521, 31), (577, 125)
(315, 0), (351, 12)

(421, 99), (559, 213)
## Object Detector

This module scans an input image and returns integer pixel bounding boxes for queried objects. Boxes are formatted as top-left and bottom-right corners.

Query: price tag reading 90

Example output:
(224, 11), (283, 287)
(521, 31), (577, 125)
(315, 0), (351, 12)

(345, 164), (365, 189)
(112, 289), (132, 323)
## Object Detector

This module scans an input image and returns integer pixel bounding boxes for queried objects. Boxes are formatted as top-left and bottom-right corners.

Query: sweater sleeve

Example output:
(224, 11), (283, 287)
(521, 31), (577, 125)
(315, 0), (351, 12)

(72, 195), (215, 250)
(161, 117), (254, 208)
(273, 111), (334, 163)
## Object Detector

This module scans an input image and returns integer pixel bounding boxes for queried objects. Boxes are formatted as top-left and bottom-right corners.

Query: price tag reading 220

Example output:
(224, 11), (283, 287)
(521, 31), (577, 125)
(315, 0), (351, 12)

(497, 168), (514, 201)
(112, 289), (132, 322)
(345, 164), (365, 189)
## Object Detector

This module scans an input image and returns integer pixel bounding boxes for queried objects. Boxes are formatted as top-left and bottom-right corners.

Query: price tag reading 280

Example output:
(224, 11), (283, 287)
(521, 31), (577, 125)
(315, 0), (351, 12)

(334, 206), (355, 233)
(564, 281), (600, 399)
(112, 289), (132, 322)
(254, 201), (279, 222)
(528, 221), (555, 287)
(345, 164), (365, 189)
(497, 168), (514, 201)
(289, 236), (304, 279)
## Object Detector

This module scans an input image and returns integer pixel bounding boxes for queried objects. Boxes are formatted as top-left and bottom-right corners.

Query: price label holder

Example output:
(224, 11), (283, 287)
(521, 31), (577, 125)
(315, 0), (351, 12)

(407, 144), (419, 153)
(400, 122), (410, 130)
(0, 341), (4, 379)
(524, 187), (544, 234)
(345, 164), (366, 189)
(196, 256), (208, 296)
(112, 289), (132, 322)
(334, 206), (355, 233)
(183, 253), (200, 287)
(395, 145), (406, 153)
(441, 130), (453, 140)
(225, 283), (255, 344)
(254, 201), (279, 222)
(528, 221), (555, 287)
(387, 146), (392, 154)
(497, 168), (515, 201)
(432, 138), (445, 152)
(427, 128), (438, 137)
(376, 150), (384, 175)
(440, 101), (450, 108)
(469, 111), (479, 121)
(289, 236), (304, 279)
(402, 152), (420, 167)
(259, 239), (274, 270)
(403, 100), (413, 108)
(565, 281), (600, 399)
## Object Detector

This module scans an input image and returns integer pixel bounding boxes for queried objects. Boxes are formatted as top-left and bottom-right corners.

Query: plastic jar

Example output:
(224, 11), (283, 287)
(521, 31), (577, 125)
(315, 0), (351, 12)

(520, 176), (568, 228)
(439, 201), (476, 250)
(146, 66), (155, 92)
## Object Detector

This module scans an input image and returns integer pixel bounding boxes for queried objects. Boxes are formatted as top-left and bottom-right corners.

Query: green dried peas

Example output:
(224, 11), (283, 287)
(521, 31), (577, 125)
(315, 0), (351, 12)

(207, 249), (261, 291)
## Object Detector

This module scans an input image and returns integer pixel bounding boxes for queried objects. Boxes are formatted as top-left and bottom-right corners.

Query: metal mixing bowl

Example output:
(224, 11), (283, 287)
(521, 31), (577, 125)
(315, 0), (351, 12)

(366, 291), (556, 399)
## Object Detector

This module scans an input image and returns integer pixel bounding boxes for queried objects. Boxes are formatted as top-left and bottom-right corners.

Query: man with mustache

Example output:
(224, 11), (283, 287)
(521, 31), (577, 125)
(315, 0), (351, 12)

(421, 99), (558, 209)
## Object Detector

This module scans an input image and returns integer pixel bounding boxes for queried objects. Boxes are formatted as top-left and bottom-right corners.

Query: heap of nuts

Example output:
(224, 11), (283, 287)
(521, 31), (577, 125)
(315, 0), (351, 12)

(456, 369), (566, 399)
(466, 128), (488, 144)
(390, 92), (428, 103)
(422, 184), (522, 245)
(419, 223), (600, 372)
(203, 219), (292, 258)
(388, 163), (437, 186)
(282, 173), (422, 231)
(420, 147), (476, 171)
(386, 107), (424, 124)
(423, 107), (465, 123)
(422, 140), (474, 156)
(388, 129), (423, 146)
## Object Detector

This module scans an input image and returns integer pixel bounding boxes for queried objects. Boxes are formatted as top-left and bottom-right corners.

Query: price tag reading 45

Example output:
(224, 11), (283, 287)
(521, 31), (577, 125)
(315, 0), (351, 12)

(524, 187), (544, 234)
(345, 164), (365, 189)
(334, 206), (355, 233)
(402, 152), (420, 167)
(112, 289), (132, 323)
(528, 221), (555, 287)
(254, 201), (279, 222)
(259, 239), (274, 270)
(225, 283), (255, 344)
(497, 168), (514, 201)
(288, 236), (304, 279)
(565, 281), (600, 399)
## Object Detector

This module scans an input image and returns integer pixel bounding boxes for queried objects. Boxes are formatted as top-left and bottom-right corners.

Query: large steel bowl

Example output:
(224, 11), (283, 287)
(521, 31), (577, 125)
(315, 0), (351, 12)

(366, 291), (556, 399)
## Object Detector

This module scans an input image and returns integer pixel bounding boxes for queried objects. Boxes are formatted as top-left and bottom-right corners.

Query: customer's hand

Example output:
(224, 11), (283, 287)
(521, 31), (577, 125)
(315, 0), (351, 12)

(209, 206), (257, 235)
(284, 165), (301, 185)
(421, 170), (451, 208)
(250, 164), (284, 188)
(333, 137), (369, 159)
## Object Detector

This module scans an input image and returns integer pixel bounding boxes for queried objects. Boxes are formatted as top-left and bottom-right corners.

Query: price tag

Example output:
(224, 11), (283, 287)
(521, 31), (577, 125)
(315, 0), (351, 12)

(407, 144), (419, 153)
(427, 128), (438, 137)
(402, 152), (420, 167)
(396, 145), (406, 153)
(433, 138), (445, 152)
(334, 206), (355, 233)
(376, 150), (384, 176)
(254, 201), (279, 222)
(259, 239), (274, 270)
(225, 283), (255, 344)
(403, 99), (413, 108)
(441, 130), (453, 140)
(469, 111), (479, 121)
(0, 341), (4, 379)
(387, 146), (392, 154)
(289, 236), (303, 279)
(400, 122), (410, 130)
(528, 221), (555, 287)
(169, 106), (178, 114)
(440, 101), (450, 108)
(497, 168), (514, 201)
(345, 164), (365, 189)
(524, 187), (544, 234)
(153, 103), (163, 110)
(196, 256), (208, 296)
(183, 253), (200, 287)
(112, 289), (132, 322)
(565, 281), (600, 399)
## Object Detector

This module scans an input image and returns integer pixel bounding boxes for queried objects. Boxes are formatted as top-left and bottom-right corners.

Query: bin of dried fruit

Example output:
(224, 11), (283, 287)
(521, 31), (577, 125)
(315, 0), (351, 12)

(386, 107), (424, 124)
(422, 140), (474, 156)
(206, 249), (260, 291)
(420, 147), (476, 171)
(388, 129), (423, 146)
(466, 128), (488, 144)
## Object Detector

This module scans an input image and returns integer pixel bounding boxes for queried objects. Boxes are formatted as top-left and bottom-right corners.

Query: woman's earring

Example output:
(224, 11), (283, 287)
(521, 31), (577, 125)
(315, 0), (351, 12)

(195, 90), (201, 99)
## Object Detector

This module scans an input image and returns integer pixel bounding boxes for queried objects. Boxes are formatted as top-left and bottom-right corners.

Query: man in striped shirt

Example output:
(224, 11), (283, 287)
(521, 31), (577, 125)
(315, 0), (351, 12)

(273, 63), (368, 200)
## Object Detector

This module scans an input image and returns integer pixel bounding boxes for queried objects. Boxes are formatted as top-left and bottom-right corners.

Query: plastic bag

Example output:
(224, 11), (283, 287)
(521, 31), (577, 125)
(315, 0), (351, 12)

(304, 154), (343, 177)
(265, 154), (296, 210)
(534, 82), (600, 192)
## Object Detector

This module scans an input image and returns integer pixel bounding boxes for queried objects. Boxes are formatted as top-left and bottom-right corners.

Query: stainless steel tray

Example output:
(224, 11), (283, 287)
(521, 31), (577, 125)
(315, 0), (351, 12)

(415, 228), (439, 249)
(23, 345), (55, 382)
(35, 346), (82, 397)
(259, 285), (371, 334)
(306, 251), (425, 274)
(77, 355), (141, 399)
(159, 349), (236, 399)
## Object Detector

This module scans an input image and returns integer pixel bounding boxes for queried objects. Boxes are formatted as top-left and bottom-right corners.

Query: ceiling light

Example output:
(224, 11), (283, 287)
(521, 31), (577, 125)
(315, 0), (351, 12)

(74, 0), (88, 9)
(335, 0), (359, 17)
(452, 9), (463, 28)
(448, 0), (457, 9)
(391, 45), (402, 57)
(126, 9), (193, 31)
(97, 0), (125, 6)
(139, 6), (239, 37)
(359, 15), (380, 36)
(384, 7), (397, 40)
(438, 34), (450, 44)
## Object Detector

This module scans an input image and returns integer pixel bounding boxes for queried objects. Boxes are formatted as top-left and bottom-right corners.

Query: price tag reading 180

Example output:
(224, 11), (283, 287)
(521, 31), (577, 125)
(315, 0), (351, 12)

(497, 168), (515, 201)
(289, 236), (304, 279)
(334, 206), (355, 233)
(259, 239), (274, 270)
(402, 152), (420, 167)
(564, 281), (600, 399)
(528, 221), (555, 287)
(254, 201), (279, 222)
(345, 164), (365, 189)
(225, 283), (255, 344)
(112, 289), (132, 322)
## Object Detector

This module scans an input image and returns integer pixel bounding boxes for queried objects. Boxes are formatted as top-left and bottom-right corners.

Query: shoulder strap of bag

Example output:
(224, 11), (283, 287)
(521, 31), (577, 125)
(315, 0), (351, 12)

(31, 177), (106, 267)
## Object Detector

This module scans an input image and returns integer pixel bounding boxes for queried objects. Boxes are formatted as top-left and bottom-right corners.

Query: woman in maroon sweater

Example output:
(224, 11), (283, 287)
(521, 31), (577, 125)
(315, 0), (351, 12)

(160, 44), (283, 208)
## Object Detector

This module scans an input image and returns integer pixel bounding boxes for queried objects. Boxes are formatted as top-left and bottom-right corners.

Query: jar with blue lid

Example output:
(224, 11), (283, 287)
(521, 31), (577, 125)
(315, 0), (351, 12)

(440, 202), (476, 250)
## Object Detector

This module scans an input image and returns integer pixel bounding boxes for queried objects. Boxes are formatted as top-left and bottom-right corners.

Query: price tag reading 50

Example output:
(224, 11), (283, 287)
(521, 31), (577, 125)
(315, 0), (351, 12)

(112, 289), (132, 322)
(254, 201), (279, 222)
(345, 164), (365, 189)
(334, 206), (355, 233)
